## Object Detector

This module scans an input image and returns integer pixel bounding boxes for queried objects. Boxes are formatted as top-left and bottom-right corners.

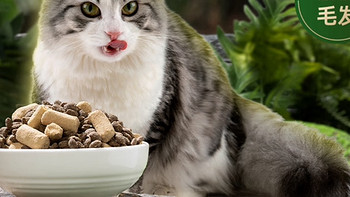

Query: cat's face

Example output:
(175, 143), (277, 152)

(39, 0), (167, 62)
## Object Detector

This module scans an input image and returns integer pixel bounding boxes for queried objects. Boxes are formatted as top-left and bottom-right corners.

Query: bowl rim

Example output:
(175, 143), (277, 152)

(0, 142), (149, 153)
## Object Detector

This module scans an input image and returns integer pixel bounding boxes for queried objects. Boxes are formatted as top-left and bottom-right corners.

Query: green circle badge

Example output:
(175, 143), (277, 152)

(296, 0), (350, 43)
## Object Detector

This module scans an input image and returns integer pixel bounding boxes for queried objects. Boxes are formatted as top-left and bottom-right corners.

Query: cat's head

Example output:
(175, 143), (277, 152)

(39, 0), (168, 62)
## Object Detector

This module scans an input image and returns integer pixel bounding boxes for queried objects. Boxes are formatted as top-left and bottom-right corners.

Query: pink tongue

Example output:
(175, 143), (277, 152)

(108, 40), (128, 51)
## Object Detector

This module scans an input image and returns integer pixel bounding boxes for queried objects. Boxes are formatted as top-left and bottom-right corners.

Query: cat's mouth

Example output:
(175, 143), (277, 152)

(101, 40), (128, 56)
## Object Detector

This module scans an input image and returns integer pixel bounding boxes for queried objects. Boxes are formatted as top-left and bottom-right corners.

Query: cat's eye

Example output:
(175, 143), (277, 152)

(81, 2), (101, 18)
(122, 1), (138, 16)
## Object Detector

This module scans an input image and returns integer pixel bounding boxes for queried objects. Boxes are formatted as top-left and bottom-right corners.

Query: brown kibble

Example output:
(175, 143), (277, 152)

(89, 140), (102, 148)
(0, 127), (7, 137)
(58, 140), (69, 148)
(78, 116), (85, 122)
(54, 100), (62, 105)
(117, 121), (124, 127)
(11, 129), (17, 135)
(63, 130), (76, 137)
(5, 118), (12, 130)
(41, 110), (80, 134)
(16, 125), (50, 149)
(84, 137), (92, 147)
(79, 129), (95, 141)
(66, 109), (79, 117)
(21, 117), (29, 124)
(112, 121), (123, 132)
(13, 119), (21, 122)
(122, 132), (133, 142)
(88, 110), (115, 143)
(52, 104), (65, 113)
(83, 118), (91, 125)
(6, 135), (17, 145)
(122, 128), (134, 140)
(114, 132), (128, 145)
(44, 123), (63, 141)
(42, 100), (51, 106)
(81, 124), (93, 131)
(37, 124), (46, 133)
(79, 110), (88, 117)
(68, 136), (83, 149)
(109, 115), (119, 122)
(87, 132), (102, 142)
(12, 103), (38, 120)
(108, 140), (120, 147)
(49, 143), (59, 149)
(12, 122), (22, 129)
(0, 135), (5, 148)
(83, 128), (96, 137)
(65, 103), (80, 112)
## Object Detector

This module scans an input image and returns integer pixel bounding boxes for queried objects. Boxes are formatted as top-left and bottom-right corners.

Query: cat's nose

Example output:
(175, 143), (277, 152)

(106, 31), (121, 41)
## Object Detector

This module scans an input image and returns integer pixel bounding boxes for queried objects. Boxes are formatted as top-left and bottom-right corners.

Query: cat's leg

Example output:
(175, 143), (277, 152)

(237, 99), (350, 197)
(141, 173), (176, 196)
(142, 174), (206, 197)
(176, 191), (206, 197)
(141, 157), (214, 197)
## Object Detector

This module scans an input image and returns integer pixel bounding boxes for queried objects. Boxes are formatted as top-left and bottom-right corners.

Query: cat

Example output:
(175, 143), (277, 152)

(33, 0), (350, 196)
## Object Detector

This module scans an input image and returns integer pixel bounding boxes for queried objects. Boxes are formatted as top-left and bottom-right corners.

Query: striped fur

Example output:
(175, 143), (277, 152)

(34, 1), (350, 196)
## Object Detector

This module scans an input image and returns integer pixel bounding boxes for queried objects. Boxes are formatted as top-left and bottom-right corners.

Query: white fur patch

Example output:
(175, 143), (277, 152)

(34, 34), (166, 136)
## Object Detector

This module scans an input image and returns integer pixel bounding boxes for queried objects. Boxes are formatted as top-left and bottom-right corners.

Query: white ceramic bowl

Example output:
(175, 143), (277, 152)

(0, 142), (149, 197)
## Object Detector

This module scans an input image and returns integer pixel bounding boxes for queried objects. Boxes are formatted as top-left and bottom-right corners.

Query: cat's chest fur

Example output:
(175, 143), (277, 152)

(34, 40), (166, 136)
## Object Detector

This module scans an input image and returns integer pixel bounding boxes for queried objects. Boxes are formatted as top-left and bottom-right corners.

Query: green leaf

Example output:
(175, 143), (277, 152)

(0, 0), (18, 27)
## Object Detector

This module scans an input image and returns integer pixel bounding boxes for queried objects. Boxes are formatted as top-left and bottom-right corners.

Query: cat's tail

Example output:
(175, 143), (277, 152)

(280, 155), (350, 197)
(239, 121), (350, 197)
(236, 99), (350, 197)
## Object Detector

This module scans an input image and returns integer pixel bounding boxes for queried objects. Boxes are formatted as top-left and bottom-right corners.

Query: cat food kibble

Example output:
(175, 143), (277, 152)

(12, 103), (38, 120)
(0, 101), (144, 149)
(41, 110), (80, 133)
(77, 101), (92, 114)
(28, 105), (48, 129)
(88, 110), (115, 142)
(17, 124), (50, 149)
(44, 123), (63, 141)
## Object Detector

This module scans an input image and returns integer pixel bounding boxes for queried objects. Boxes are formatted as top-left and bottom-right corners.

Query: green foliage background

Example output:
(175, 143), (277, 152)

(218, 0), (350, 132)
(0, 0), (39, 127)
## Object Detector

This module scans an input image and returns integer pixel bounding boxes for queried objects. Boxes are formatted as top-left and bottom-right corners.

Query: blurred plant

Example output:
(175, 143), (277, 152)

(0, 0), (38, 126)
(218, 0), (350, 130)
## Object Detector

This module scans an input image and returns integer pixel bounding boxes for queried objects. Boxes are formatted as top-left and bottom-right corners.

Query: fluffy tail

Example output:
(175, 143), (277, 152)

(280, 156), (350, 197)
(238, 120), (350, 197)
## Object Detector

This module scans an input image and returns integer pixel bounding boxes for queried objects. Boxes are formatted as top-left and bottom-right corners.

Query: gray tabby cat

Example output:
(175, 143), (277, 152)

(33, 0), (350, 196)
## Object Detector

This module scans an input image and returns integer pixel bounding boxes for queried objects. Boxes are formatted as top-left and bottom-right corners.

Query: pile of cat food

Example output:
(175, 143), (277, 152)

(0, 101), (144, 149)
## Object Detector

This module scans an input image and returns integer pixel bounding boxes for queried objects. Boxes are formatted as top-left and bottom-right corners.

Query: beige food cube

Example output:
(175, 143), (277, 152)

(44, 123), (63, 141)
(41, 110), (80, 133)
(16, 125), (50, 149)
(88, 110), (115, 143)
